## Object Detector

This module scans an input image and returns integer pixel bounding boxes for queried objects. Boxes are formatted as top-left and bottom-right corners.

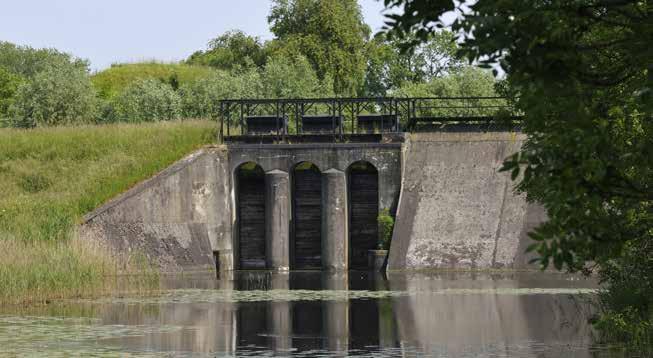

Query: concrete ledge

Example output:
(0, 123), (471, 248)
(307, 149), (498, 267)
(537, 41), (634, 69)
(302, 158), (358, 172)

(409, 131), (526, 143)
(228, 142), (403, 150)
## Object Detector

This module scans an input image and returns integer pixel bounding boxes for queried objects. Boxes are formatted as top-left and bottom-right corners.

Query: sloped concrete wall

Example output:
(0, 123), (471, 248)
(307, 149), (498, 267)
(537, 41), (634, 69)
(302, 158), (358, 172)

(387, 132), (545, 270)
(79, 146), (233, 272)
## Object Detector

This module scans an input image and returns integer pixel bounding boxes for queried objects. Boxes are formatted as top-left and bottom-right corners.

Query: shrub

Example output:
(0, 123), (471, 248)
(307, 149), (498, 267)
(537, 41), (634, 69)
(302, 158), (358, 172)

(261, 54), (331, 98)
(10, 61), (97, 127)
(113, 79), (182, 122)
(377, 208), (395, 250)
(0, 41), (89, 78)
(0, 67), (23, 119)
(179, 71), (234, 119)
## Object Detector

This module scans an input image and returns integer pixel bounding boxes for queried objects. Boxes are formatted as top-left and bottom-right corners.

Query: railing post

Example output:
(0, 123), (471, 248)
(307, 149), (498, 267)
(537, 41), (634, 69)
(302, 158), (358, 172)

(226, 102), (231, 137)
(219, 101), (224, 143)
(240, 102), (245, 135)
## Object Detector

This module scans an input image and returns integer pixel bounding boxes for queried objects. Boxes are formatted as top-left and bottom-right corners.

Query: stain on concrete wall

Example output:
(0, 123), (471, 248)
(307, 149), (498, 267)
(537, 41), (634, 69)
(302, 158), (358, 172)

(79, 147), (232, 272)
(387, 132), (545, 270)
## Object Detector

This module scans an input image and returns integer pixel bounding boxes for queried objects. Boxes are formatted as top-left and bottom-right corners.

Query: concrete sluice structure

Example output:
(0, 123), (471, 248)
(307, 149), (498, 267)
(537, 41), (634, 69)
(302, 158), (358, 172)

(79, 97), (544, 273)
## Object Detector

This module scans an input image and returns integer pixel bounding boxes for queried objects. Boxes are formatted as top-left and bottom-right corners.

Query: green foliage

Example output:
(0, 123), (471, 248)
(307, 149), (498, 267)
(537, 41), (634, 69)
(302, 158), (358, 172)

(0, 41), (89, 78)
(10, 61), (97, 127)
(0, 67), (23, 119)
(393, 66), (496, 97)
(377, 209), (395, 250)
(383, 0), (651, 346)
(268, 0), (369, 95)
(91, 62), (215, 98)
(261, 54), (332, 98)
(186, 30), (267, 71)
(112, 79), (182, 122)
(179, 71), (234, 119)
(364, 31), (464, 96)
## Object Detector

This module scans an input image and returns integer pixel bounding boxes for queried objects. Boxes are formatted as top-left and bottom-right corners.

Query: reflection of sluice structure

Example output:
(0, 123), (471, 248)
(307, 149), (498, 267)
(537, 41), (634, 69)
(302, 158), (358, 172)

(234, 272), (387, 354)
(95, 272), (595, 356)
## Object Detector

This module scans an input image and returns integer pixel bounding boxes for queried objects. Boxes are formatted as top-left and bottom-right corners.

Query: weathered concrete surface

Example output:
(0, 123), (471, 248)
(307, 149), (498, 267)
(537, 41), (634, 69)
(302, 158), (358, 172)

(387, 132), (545, 270)
(229, 143), (402, 214)
(265, 170), (290, 270)
(79, 147), (232, 272)
(321, 169), (349, 271)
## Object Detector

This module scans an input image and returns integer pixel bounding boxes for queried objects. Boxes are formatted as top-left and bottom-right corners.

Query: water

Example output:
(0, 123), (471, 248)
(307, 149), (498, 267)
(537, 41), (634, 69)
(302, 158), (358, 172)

(0, 271), (626, 357)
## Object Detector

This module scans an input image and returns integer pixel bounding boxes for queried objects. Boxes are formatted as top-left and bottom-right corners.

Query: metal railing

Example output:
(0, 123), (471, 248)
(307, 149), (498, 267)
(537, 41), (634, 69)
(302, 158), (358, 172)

(219, 97), (521, 140)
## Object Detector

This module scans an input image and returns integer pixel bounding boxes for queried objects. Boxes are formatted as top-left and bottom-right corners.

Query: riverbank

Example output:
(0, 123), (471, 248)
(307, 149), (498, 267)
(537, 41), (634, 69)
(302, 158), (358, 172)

(0, 120), (216, 304)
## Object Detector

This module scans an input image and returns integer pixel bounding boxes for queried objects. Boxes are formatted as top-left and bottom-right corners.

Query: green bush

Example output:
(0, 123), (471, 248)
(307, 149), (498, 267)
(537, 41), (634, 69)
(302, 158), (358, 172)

(0, 67), (23, 119)
(113, 79), (182, 122)
(10, 61), (97, 127)
(179, 71), (234, 119)
(261, 54), (332, 98)
(0, 41), (89, 78)
(377, 208), (395, 250)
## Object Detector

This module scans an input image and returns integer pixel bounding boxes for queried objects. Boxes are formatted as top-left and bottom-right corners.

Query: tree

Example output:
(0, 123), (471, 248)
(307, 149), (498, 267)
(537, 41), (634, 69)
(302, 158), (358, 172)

(179, 71), (234, 119)
(186, 30), (267, 71)
(383, 0), (652, 342)
(261, 54), (332, 98)
(268, 0), (369, 95)
(113, 79), (181, 122)
(0, 67), (23, 119)
(10, 61), (96, 127)
(393, 66), (496, 98)
(0, 41), (89, 78)
(364, 30), (464, 96)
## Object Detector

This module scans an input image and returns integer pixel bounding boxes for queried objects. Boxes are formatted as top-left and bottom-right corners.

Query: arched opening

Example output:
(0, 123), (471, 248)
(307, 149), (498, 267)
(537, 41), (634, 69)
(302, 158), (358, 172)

(348, 161), (379, 269)
(292, 161), (322, 269)
(236, 162), (266, 269)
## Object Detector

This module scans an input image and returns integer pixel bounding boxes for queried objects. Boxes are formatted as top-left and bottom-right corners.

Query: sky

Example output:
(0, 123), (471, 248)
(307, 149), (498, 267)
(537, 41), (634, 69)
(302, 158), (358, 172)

(0, 0), (388, 72)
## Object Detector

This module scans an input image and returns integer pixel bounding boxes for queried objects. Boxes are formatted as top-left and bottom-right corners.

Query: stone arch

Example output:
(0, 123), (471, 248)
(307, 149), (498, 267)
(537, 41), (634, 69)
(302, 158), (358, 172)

(235, 161), (266, 269)
(291, 161), (323, 269)
(347, 160), (380, 269)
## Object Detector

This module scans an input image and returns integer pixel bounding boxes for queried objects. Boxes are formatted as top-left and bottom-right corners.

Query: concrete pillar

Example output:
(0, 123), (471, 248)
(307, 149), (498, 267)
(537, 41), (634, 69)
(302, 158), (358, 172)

(321, 169), (348, 271)
(265, 170), (290, 270)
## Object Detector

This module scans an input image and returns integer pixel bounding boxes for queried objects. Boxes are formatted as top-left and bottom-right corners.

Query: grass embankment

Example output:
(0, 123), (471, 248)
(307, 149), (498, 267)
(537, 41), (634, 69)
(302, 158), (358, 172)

(0, 120), (216, 304)
(91, 62), (215, 98)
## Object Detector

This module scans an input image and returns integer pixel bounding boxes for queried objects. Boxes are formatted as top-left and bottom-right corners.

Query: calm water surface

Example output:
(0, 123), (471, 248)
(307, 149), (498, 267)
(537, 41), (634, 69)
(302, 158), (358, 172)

(0, 271), (628, 357)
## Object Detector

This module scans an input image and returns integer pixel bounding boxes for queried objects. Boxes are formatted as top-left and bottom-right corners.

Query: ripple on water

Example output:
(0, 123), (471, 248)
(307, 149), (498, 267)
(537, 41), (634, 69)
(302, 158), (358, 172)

(75, 287), (597, 305)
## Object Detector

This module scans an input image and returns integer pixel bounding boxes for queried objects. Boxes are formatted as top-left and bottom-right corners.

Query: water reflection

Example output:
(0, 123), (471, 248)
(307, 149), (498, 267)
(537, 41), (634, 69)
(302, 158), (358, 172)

(0, 271), (609, 357)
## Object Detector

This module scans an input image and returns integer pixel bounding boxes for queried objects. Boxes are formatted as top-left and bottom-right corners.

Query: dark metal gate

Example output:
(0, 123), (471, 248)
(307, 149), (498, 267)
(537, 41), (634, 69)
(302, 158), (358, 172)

(349, 162), (379, 269)
(237, 164), (266, 269)
(292, 163), (322, 269)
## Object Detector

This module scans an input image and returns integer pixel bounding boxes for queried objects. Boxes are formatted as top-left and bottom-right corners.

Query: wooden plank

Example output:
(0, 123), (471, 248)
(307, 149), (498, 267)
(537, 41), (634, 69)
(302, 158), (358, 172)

(238, 174), (266, 269)
(349, 169), (379, 269)
(293, 167), (322, 269)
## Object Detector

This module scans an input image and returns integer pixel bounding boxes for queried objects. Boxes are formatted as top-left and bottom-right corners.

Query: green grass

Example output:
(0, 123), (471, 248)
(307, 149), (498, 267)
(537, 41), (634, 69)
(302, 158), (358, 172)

(91, 61), (216, 98)
(0, 120), (216, 304)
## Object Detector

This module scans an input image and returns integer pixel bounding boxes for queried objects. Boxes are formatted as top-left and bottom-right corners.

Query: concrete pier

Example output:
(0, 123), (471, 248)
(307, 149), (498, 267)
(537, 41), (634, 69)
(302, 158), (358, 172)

(321, 169), (348, 271)
(265, 170), (290, 270)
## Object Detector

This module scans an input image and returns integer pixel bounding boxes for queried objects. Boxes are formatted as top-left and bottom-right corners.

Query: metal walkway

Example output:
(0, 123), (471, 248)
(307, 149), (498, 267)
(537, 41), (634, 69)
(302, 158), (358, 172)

(219, 97), (522, 142)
